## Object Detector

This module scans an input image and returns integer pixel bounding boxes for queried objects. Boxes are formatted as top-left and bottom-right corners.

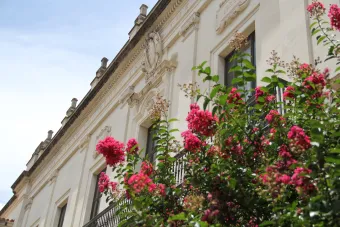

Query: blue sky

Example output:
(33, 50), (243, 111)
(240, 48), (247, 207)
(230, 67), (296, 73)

(0, 0), (158, 209)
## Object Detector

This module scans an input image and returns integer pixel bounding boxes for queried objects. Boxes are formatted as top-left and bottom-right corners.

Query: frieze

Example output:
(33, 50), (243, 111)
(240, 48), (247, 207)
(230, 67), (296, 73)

(216, 0), (250, 34)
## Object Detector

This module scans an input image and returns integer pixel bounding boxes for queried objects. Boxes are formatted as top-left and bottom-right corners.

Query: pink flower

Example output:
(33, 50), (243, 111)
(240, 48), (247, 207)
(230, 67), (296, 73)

(255, 87), (275, 103)
(291, 167), (316, 194)
(126, 138), (139, 155)
(98, 172), (118, 193)
(283, 86), (295, 100)
(307, 1), (325, 17)
(186, 103), (217, 137)
(181, 130), (202, 153)
(127, 172), (154, 194)
(329, 4), (340, 30)
(265, 110), (284, 125)
(255, 87), (264, 102)
(278, 144), (292, 158)
(227, 87), (243, 104)
(158, 184), (166, 197)
(96, 136), (125, 167)
(288, 126), (311, 152)
(279, 174), (291, 184)
(141, 161), (153, 176)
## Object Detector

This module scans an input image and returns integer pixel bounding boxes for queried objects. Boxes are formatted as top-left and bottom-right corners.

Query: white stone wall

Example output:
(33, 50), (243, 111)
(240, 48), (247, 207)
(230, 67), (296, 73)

(2, 0), (338, 226)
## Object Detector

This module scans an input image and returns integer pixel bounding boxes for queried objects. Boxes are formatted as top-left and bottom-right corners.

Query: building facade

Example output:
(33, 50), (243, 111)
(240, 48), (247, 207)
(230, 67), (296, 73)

(0, 0), (337, 226)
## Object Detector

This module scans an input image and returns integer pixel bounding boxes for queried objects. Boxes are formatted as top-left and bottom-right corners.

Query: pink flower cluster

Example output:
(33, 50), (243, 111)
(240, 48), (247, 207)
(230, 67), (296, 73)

(186, 103), (217, 137)
(329, 4), (340, 31)
(127, 172), (166, 197)
(255, 87), (275, 103)
(141, 161), (153, 176)
(265, 110), (284, 125)
(307, 1), (325, 17)
(126, 138), (139, 155)
(98, 172), (118, 193)
(303, 72), (326, 92)
(181, 130), (202, 153)
(283, 86), (295, 100)
(291, 167), (316, 195)
(96, 136), (125, 167)
(288, 126), (311, 153)
(227, 87), (242, 104)
(201, 209), (220, 223)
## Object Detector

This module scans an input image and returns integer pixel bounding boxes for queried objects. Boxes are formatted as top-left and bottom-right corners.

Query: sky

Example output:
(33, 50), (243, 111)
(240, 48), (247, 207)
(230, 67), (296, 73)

(0, 0), (158, 210)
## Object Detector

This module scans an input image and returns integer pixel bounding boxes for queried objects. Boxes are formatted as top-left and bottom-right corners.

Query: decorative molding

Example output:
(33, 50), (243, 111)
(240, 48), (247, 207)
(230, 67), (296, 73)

(179, 12), (200, 40)
(119, 86), (135, 104)
(141, 31), (163, 83)
(24, 198), (33, 211)
(78, 134), (91, 151)
(216, 0), (250, 34)
(128, 59), (177, 108)
(49, 169), (58, 185)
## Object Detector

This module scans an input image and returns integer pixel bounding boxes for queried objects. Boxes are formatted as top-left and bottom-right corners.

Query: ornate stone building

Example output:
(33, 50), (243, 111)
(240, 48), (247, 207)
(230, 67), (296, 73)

(0, 0), (337, 226)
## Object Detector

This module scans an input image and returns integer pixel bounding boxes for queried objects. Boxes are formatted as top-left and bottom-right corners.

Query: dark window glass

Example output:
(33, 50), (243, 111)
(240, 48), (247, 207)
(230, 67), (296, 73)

(225, 32), (256, 98)
(90, 168), (106, 219)
(145, 126), (156, 163)
(57, 203), (67, 227)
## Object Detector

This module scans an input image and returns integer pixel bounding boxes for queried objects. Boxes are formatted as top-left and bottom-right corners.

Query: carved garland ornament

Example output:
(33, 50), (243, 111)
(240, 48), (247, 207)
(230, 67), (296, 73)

(142, 32), (163, 83)
(216, 0), (250, 34)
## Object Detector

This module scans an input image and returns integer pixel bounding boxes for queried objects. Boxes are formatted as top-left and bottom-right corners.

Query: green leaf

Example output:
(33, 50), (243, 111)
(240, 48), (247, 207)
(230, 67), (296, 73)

(219, 94), (228, 105)
(169, 129), (179, 133)
(197, 221), (209, 227)
(317, 36), (326, 45)
(168, 212), (186, 221)
(335, 66), (340, 72)
(229, 178), (236, 189)
(210, 86), (220, 99)
(242, 59), (255, 69)
(205, 66), (211, 75)
(168, 118), (179, 123)
(310, 21), (317, 29)
(229, 65), (242, 73)
(312, 28), (321, 36)
(203, 98), (210, 110)
(330, 148), (340, 154)
(325, 156), (340, 164)
(212, 75), (219, 82)
(232, 77), (243, 85)
(259, 221), (275, 226)
(261, 77), (271, 83)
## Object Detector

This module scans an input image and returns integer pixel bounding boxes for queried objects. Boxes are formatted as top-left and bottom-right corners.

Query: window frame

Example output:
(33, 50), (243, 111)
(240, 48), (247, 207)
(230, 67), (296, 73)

(57, 203), (67, 227)
(145, 125), (157, 163)
(90, 168), (107, 219)
(224, 31), (256, 91)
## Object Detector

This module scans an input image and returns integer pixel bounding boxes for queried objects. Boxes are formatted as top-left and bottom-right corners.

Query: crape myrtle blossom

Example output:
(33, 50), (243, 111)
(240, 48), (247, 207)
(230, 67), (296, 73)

(186, 103), (218, 137)
(141, 161), (153, 176)
(127, 172), (166, 197)
(329, 4), (340, 31)
(255, 87), (275, 103)
(307, 0), (325, 17)
(98, 172), (118, 193)
(181, 130), (202, 153)
(96, 136), (125, 167)
(288, 126), (311, 153)
(126, 138), (139, 155)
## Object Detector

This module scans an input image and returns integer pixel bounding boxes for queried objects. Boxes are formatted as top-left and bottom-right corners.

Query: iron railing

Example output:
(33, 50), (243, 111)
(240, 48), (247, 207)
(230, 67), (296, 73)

(83, 199), (130, 227)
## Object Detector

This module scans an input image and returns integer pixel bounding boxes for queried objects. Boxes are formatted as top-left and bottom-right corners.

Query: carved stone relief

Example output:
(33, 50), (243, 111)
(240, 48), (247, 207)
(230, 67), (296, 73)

(216, 0), (250, 34)
(141, 32), (163, 83)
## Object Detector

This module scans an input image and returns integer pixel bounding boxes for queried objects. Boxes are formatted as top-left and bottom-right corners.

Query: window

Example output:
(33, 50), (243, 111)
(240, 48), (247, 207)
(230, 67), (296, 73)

(225, 32), (256, 98)
(145, 126), (156, 163)
(90, 168), (106, 219)
(57, 203), (67, 227)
